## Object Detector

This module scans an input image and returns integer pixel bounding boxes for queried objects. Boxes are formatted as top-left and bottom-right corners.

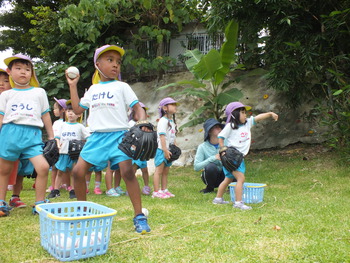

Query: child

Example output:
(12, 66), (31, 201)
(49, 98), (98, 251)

(46, 97), (67, 193)
(105, 164), (126, 197)
(47, 100), (90, 199)
(86, 167), (103, 194)
(66, 44), (150, 234)
(212, 102), (278, 210)
(0, 54), (54, 216)
(129, 102), (151, 195)
(152, 97), (179, 199)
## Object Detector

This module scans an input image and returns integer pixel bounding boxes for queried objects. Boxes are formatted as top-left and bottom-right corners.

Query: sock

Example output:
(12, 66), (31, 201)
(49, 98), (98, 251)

(86, 181), (90, 187)
(94, 181), (101, 189)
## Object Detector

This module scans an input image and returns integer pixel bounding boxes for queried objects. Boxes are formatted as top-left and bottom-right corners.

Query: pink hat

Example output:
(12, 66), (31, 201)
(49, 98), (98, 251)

(225, 102), (251, 123)
(4, 54), (39, 88)
(158, 97), (178, 117)
(92, 45), (125, 84)
(54, 97), (68, 109)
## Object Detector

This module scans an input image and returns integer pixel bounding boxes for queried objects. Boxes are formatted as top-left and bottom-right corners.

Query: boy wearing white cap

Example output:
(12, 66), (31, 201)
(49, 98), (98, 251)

(66, 45), (151, 234)
(0, 54), (54, 216)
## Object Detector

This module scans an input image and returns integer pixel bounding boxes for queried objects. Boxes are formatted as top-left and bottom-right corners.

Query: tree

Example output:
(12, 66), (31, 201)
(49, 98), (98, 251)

(159, 20), (243, 130)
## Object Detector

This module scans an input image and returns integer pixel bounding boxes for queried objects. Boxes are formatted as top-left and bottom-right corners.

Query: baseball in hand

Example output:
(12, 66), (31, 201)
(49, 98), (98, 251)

(142, 208), (149, 217)
(66, 66), (79, 79)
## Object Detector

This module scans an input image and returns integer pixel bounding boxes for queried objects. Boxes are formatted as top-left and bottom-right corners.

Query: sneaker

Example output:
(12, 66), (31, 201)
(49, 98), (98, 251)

(0, 200), (12, 217)
(47, 189), (60, 199)
(142, 186), (151, 195)
(212, 197), (229, 204)
(162, 189), (175, 197)
(9, 197), (26, 208)
(152, 191), (170, 199)
(32, 199), (50, 215)
(106, 188), (121, 197)
(200, 186), (214, 194)
(46, 186), (54, 193)
(133, 214), (151, 234)
(233, 201), (252, 210)
(69, 190), (76, 199)
(7, 185), (13, 191)
(94, 187), (102, 195)
(115, 186), (126, 195)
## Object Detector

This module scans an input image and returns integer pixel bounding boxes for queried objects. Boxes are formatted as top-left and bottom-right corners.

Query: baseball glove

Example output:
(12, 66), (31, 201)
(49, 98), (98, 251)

(168, 144), (181, 162)
(43, 139), (59, 166)
(118, 121), (157, 161)
(219, 146), (244, 172)
(68, 140), (85, 160)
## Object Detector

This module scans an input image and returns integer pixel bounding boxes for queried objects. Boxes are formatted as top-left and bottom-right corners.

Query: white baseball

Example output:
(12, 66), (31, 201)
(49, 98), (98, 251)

(142, 208), (149, 217)
(66, 66), (79, 79)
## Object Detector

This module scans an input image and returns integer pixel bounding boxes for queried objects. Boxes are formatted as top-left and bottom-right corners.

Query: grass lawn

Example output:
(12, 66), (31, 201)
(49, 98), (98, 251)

(1, 144), (349, 263)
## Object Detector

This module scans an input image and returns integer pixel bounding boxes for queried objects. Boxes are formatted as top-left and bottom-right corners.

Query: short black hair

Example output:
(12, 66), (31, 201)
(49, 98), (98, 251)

(8, 59), (32, 70)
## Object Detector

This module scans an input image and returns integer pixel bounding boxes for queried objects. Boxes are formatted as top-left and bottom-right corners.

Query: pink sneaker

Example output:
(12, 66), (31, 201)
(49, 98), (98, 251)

(94, 187), (102, 195)
(152, 191), (170, 199)
(46, 186), (54, 193)
(163, 189), (175, 197)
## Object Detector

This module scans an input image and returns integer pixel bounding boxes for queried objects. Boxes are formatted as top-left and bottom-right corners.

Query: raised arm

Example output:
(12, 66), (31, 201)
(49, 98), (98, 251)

(254, 112), (279, 123)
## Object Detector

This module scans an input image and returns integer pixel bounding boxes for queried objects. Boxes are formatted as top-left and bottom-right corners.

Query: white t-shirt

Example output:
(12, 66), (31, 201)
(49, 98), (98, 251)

(157, 116), (176, 149)
(0, 87), (50, 127)
(53, 119), (64, 137)
(56, 122), (90, 154)
(79, 80), (138, 132)
(218, 117), (255, 156)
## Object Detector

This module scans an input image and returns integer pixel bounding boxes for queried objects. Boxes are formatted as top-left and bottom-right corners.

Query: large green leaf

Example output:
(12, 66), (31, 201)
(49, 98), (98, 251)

(192, 49), (222, 80)
(184, 49), (203, 72)
(214, 88), (243, 106)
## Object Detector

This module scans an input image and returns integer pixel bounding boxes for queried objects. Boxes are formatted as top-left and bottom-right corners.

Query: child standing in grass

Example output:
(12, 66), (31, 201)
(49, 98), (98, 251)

(0, 54), (54, 216)
(152, 97), (179, 199)
(66, 44), (151, 234)
(213, 102), (278, 210)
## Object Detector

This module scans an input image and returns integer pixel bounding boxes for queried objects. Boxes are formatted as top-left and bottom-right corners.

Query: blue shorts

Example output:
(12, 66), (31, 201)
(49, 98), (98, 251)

(55, 154), (76, 172)
(89, 165), (104, 172)
(223, 159), (246, 179)
(132, 159), (147, 169)
(154, 148), (172, 168)
(0, 123), (44, 161)
(80, 131), (131, 170)
(18, 159), (34, 176)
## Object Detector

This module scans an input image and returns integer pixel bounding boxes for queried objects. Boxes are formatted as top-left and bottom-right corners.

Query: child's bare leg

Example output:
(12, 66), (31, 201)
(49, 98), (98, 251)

(12, 175), (24, 196)
(54, 170), (64, 190)
(30, 155), (49, 202)
(105, 165), (113, 190)
(114, 169), (122, 188)
(50, 165), (57, 189)
(72, 158), (92, 201)
(232, 171), (245, 201)
(153, 163), (164, 192)
(119, 160), (141, 216)
(141, 167), (149, 186)
(160, 166), (169, 190)
(0, 159), (14, 201)
(216, 177), (233, 198)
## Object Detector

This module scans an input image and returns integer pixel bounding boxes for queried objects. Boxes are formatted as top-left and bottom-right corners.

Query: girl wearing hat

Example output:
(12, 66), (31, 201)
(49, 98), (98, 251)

(152, 97), (179, 198)
(0, 67), (11, 94)
(213, 102), (278, 210)
(194, 118), (225, 193)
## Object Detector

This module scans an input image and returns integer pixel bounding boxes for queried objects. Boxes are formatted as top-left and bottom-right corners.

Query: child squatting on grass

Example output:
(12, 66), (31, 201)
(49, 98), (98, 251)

(0, 54), (54, 216)
(212, 102), (278, 210)
(66, 44), (151, 234)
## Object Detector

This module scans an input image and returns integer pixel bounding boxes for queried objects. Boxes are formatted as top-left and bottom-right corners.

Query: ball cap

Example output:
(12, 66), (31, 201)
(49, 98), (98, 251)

(225, 102), (251, 123)
(92, 44), (125, 84)
(4, 54), (40, 88)
(0, 67), (8, 74)
(203, 118), (224, 141)
(158, 97), (179, 117)
(54, 97), (68, 110)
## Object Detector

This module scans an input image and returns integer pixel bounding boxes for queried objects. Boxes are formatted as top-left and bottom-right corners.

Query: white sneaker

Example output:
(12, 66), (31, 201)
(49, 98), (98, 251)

(233, 201), (252, 210)
(106, 188), (121, 197)
(212, 198), (229, 204)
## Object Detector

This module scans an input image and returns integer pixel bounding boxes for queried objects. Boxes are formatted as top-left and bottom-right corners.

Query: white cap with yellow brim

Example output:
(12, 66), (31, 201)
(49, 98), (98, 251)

(4, 54), (40, 88)
(92, 45), (125, 85)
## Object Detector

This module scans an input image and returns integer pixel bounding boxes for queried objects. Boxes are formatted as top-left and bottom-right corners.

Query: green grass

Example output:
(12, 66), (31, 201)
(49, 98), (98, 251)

(1, 144), (350, 263)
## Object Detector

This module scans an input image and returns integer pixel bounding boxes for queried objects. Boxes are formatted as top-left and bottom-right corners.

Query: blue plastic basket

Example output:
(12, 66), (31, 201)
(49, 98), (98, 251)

(229, 182), (267, 204)
(36, 201), (117, 262)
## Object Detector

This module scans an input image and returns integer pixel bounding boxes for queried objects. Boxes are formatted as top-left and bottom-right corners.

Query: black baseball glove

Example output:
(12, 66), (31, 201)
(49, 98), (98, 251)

(118, 121), (157, 161)
(43, 139), (59, 166)
(168, 144), (181, 162)
(68, 140), (85, 160)
(219, 146), (244, 172)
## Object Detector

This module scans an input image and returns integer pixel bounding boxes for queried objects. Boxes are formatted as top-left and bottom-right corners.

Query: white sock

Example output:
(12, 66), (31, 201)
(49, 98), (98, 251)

(95, 181), (101, 188)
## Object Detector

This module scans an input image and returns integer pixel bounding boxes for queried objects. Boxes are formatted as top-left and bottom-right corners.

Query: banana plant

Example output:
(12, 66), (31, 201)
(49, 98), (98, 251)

(158, 20), (244, 130)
